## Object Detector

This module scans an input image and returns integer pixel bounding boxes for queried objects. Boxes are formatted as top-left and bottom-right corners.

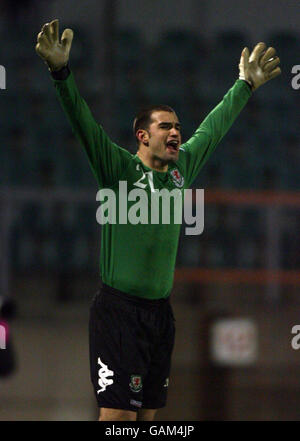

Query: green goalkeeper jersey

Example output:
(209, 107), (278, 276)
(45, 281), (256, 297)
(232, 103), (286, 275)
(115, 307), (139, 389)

(53, 71), (251, 299)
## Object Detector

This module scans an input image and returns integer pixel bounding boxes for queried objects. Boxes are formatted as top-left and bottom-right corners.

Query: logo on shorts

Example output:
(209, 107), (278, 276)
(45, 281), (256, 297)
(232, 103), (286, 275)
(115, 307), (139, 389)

(164, 378), (169, 388)
(129, 375), (142, 393)
(97, 356), (114, 394)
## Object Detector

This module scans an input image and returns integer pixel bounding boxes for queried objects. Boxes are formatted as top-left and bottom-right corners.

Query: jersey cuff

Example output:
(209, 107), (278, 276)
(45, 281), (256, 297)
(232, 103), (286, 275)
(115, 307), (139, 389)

(50, 65), (71, 81)
(240, 79), (253, 91)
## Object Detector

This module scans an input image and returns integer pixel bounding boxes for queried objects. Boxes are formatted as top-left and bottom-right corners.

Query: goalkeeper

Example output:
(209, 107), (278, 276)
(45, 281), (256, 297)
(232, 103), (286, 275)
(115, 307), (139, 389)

(36, 19), (281, 421)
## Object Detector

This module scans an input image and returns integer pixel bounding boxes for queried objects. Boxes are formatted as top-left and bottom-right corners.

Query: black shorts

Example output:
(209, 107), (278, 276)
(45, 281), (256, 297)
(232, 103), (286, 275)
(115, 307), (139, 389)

(89, 283), (176, 412)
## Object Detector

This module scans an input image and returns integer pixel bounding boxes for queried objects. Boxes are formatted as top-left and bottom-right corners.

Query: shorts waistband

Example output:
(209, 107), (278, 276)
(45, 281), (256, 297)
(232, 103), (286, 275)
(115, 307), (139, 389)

(100, 283), (170, 309)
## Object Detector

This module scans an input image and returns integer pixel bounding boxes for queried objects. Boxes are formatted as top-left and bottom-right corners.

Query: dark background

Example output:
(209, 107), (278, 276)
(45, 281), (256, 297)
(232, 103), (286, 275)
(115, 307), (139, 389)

(0, 0), (299, 420)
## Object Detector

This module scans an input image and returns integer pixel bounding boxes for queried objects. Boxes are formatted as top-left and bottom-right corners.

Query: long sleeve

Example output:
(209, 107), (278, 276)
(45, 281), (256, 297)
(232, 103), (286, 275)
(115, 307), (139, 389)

(52, 69), (132, 188)
(179, 79), (252, 187)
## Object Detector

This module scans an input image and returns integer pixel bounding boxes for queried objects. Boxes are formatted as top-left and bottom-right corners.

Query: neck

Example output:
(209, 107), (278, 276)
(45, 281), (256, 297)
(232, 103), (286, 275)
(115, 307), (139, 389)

(136, 149), (168, 172)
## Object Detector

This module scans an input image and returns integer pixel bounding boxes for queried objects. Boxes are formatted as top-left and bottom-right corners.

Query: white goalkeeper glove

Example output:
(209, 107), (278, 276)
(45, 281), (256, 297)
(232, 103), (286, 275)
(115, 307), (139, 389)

(35, 19), (73, 72)
(239, 42), (281, 91)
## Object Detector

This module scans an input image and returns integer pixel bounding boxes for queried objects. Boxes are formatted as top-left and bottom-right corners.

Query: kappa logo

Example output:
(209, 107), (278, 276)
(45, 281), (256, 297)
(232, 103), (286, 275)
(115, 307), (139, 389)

(97, 356), (114, 393)
(170, 169), (184, 188)
(129, 375), (143, 392)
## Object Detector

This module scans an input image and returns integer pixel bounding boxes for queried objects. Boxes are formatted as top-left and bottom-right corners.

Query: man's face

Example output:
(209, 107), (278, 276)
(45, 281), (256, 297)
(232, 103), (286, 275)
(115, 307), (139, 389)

(143, 111), (182, 163)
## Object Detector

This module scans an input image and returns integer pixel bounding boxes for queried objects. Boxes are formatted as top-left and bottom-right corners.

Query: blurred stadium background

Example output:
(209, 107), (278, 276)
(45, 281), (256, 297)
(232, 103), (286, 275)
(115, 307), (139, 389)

(0, 0), (299, 420)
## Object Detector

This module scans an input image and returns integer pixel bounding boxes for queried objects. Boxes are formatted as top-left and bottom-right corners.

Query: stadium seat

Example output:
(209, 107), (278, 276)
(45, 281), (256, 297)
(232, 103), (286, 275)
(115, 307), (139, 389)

(213, 29), (250, 69)
(114, 28), (145, 75)
(267, 31), (300, 66)
(216, 29), (249, 53)
(153, 29), (205, 74)
(67, 24), (94, 68)
(278, 132), (300, 190)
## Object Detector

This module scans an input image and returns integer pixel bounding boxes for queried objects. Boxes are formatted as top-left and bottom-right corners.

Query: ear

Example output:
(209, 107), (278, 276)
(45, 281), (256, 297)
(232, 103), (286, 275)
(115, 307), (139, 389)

(136, 129), (149, 146)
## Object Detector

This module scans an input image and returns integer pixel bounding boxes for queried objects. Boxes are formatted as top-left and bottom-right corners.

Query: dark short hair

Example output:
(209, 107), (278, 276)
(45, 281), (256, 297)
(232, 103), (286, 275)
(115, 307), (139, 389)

(133, 104), (176, 146)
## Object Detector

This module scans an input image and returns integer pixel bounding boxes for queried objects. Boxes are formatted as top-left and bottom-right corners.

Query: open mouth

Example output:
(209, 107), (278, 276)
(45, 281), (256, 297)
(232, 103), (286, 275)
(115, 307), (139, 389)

(166, 140), (179, 152)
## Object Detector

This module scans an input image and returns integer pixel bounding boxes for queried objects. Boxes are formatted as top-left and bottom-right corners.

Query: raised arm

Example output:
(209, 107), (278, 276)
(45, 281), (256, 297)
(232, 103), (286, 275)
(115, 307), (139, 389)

(35, 19), (131, 188)
(180, 42), (281, 187)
